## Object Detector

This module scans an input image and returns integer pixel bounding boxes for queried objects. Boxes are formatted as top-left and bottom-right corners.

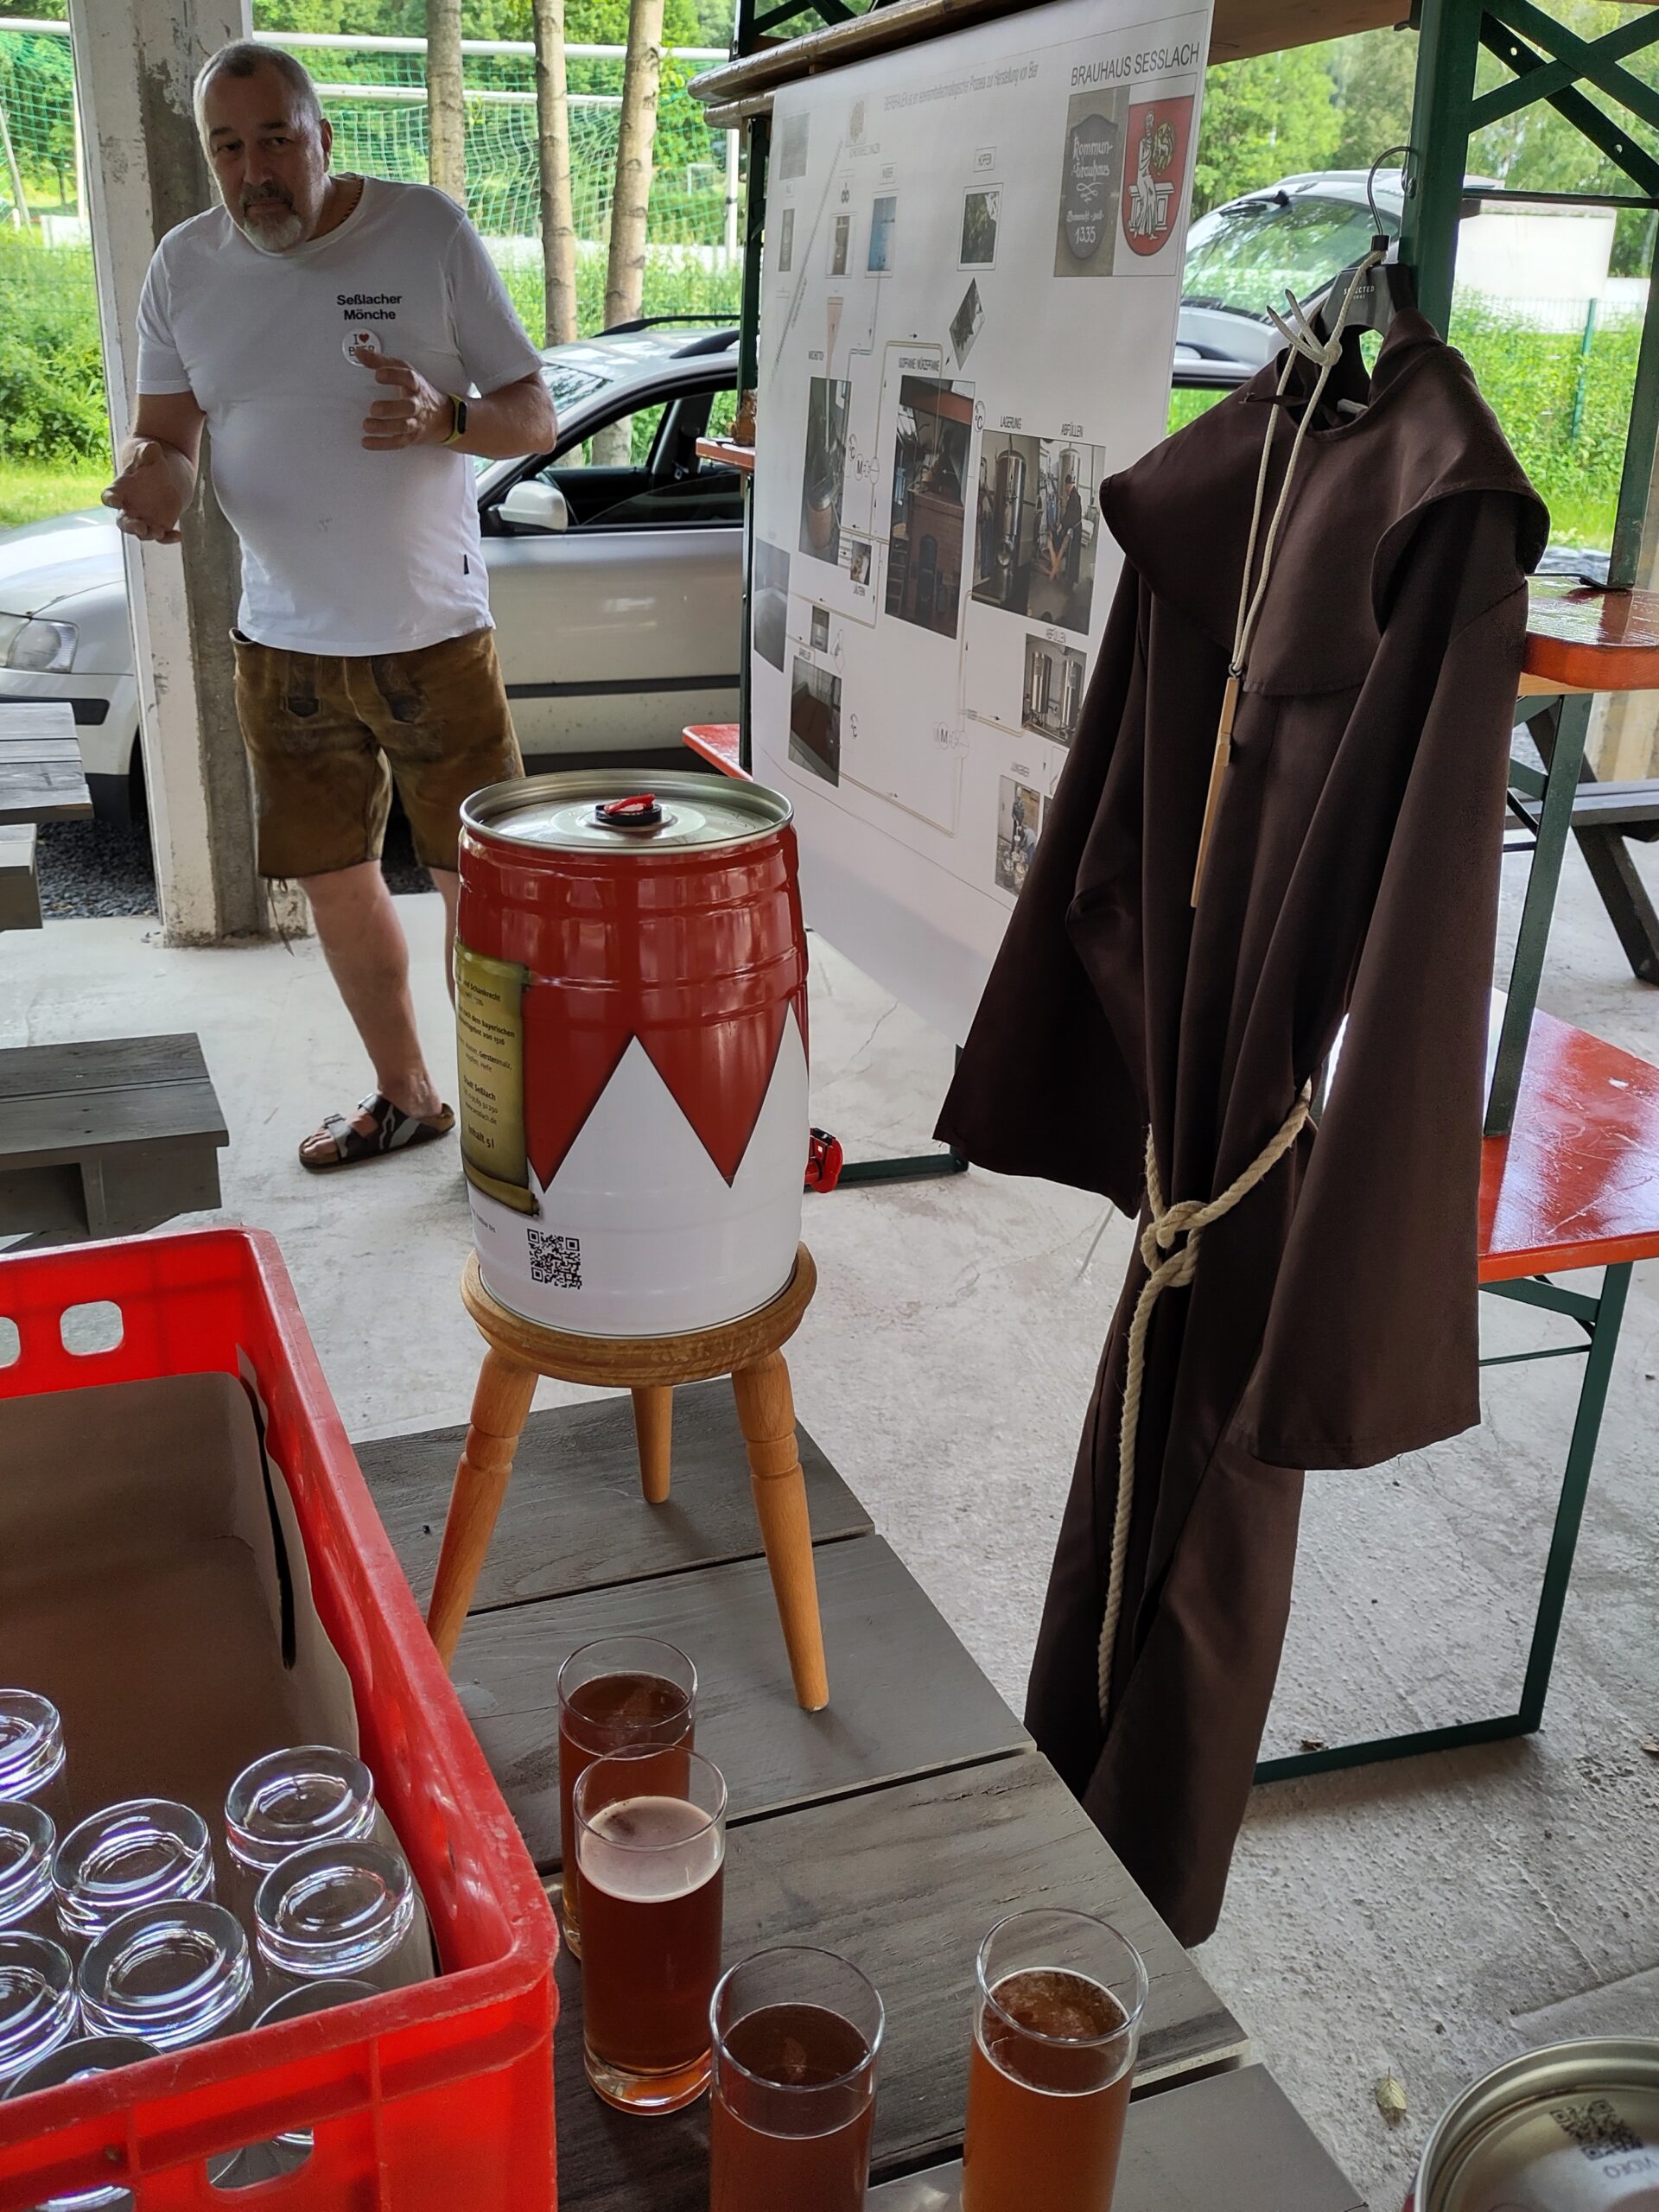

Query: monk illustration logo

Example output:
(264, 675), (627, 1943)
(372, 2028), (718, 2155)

(1120, 98), (1192, 258)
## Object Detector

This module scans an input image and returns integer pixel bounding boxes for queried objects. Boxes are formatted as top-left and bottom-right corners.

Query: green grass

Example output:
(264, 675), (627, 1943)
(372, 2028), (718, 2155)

(0, 458), (106, 531)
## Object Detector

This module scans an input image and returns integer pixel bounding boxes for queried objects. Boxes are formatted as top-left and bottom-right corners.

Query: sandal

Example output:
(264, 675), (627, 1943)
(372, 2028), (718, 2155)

(299, 1093), (456, 1173)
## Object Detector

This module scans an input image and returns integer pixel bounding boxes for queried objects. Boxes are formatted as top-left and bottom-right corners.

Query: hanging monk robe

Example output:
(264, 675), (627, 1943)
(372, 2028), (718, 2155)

(937, 311), (1548, 1945)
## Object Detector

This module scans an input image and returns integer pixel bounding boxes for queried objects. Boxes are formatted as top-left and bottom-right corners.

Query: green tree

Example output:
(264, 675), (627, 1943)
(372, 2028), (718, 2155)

(1191, 43), (1340, 214)
(1329, 25), (1416, 172)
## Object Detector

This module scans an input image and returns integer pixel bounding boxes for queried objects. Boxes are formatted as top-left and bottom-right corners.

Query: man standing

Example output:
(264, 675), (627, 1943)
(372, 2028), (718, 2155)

(105, 41), (557, 1172)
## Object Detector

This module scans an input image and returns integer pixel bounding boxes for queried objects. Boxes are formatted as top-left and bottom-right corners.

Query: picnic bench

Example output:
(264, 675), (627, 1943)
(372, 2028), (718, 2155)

(359, 1389), (1365, 2211)
(0, 699), (92, 934)
(0, 1035), (229, 1249)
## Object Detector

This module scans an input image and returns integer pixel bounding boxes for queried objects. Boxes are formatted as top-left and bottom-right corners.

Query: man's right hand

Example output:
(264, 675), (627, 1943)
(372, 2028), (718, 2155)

(103, 439), (189, 543)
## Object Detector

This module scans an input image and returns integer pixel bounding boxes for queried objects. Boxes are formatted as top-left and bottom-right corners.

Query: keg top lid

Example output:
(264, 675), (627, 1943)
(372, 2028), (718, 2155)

(463, 770), (791, 855)
(1421, 2038), (1659, 2211)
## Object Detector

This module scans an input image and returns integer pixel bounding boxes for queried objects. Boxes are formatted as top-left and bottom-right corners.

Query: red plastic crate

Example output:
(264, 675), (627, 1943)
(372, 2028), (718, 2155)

(0, 1229), (558, 2212)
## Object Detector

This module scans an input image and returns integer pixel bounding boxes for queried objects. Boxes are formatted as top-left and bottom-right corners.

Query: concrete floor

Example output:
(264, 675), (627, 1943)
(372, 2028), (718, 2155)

(3, 830), (1657, 2210)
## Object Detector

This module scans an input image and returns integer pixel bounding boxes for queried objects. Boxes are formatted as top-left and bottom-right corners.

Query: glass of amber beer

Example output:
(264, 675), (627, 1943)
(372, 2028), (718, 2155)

(574, 1743), (726, 2113)
(962, 1909), (1147, 2212)
(557, 1637), (696, 1957)
(710, 1947), (884, 2212)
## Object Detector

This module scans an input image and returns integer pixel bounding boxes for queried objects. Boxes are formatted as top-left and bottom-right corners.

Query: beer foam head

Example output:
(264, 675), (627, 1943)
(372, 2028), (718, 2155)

(578, 1796), (723, 1902)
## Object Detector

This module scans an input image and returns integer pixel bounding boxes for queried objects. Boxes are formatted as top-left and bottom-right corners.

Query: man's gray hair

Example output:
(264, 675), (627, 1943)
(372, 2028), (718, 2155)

(194, 40), (322, 140)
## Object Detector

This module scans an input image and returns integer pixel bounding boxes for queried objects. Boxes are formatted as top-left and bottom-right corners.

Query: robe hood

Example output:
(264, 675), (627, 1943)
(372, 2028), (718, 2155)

(1103, 309), (1549, 695)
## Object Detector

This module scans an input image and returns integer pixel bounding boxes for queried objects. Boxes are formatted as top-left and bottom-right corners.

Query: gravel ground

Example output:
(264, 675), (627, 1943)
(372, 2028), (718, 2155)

(35, 809), (433, 919)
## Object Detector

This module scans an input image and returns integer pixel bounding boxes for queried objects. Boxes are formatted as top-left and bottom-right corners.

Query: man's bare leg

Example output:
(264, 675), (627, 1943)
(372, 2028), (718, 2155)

(298, 860), (448, 1165)
(432, 866), (459, 1007)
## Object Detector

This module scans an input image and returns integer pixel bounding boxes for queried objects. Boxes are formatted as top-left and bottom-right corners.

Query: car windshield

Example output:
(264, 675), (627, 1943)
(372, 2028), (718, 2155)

(1183, 195), (1395, 321)
(542, 360), (613, 410)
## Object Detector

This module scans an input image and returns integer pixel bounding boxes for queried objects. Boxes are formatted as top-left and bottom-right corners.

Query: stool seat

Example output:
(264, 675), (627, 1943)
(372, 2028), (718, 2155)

(429, 1247), (830, 1710)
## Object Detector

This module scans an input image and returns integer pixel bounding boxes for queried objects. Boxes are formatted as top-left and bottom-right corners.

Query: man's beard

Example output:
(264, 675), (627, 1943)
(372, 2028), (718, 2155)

(236, 188), (306, 253)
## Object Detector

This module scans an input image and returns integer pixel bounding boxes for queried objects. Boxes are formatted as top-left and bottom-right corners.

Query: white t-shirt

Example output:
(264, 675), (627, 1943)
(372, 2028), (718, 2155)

(136, 177), (543, 657)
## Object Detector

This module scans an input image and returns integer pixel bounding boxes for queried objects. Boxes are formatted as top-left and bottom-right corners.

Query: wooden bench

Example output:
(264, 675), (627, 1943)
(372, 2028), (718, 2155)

(0, 699), (92, 825)
(0, 825), (40, 932)
(0, 1035), (229, 1249)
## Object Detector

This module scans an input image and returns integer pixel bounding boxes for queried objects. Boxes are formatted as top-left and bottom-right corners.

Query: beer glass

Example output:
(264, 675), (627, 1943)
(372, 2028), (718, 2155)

(78, 1903), (252, 2051)
(5, 2036), (159, 2211)
(254, 1839), (423, 1999)
(207, 1980), (380, 2190)
(710, 1947), (883, 2212)
(962, 1909), (1147, 2212)
(225, 1745), (377, 1924)
(54, 1802), (214, 1948)
(0, 1694), (68, 1829)
(0, 1802), (57, 1941)
(556, 1637), (696, 1959)
(0, 1933), (78, 2089)
(573, 1744), (726, 2113)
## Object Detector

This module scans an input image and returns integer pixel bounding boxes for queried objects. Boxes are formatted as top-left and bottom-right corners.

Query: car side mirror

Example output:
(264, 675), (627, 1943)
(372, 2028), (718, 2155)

(500, 478), (570, 534)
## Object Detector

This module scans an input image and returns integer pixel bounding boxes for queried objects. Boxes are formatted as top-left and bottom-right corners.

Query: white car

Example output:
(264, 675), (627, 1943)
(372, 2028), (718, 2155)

(0, 321), (748, 825)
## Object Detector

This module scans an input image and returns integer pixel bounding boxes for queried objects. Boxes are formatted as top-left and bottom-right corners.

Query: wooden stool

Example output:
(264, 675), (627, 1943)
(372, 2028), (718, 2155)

(427, 1244), (830, 1710)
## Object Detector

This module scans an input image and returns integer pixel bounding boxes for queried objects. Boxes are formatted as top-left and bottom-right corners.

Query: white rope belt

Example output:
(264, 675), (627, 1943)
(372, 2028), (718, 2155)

(1096, 1084), (1313, 1726)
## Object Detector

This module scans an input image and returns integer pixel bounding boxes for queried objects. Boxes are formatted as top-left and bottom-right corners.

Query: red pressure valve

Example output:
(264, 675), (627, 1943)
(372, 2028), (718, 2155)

(595, 793), (664, 828)
(804, 1128), (843, 1194)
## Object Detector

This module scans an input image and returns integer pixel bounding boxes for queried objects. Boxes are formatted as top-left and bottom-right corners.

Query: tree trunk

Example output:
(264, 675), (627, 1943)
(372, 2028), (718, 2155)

(426, 0), (466, 207)
(605, 0), (665, 328)
(532, 0), (579, 346)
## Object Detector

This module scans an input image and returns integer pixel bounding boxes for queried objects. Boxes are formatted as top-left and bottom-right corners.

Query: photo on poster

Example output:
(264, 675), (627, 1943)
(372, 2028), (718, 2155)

(868, 194), (898, 272)
(830, 213), (852, 276)
(970, 431), (1103, 635)
(790, 657), (842, 785)
(950, 279), (984, 365)
(844, 536), (873, 587)
(778, 206), (796, 272)
(810, 605), (830, 652)
(1021, 632), (1088, 747)
(779, 112), (810, 181)
(959, 187), (1000, 268)
(753, 539), (791, 672)
(887, 373), (974, 639)
(1054, 86), (1128, 278)
(799, 377), (850, 567)
(995, 775), (1042, 894)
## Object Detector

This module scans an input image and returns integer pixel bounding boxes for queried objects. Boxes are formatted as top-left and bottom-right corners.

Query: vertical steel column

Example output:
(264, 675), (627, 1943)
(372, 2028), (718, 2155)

(735, 111), (768, 775)
(1518, 1263), (1631, 1729)
(1610, 245), (1659, 588)
(1400, 0), (1484, 332)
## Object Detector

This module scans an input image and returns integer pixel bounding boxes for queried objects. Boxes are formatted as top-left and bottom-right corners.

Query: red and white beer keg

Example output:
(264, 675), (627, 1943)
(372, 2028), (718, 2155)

(454, 771), (810, 1337)
(1407, 2037), (1659, 2210)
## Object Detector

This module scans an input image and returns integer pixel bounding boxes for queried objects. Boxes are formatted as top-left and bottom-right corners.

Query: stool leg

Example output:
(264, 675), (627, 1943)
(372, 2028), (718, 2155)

(632, 1386), (674, 1504)
(428, 1349), (538, 1667)
(731, 1351), (830, 1712)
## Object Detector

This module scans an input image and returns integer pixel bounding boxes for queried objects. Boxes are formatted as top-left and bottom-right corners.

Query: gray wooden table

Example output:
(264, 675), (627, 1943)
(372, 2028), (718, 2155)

(0, 700), (92, 824)
(362, 1387), (1356, 2212)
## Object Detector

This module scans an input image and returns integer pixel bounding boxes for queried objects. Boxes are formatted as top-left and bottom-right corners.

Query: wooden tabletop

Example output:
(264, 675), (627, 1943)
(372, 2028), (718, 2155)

(681, 721), (746, 778)
(867, 2063), (1366, 2212)
(0, 700), (92, 824)
(1524, 577), (1659, 694)
(694, 435), (756, 474)
(1480, 1007), (1659, 1280)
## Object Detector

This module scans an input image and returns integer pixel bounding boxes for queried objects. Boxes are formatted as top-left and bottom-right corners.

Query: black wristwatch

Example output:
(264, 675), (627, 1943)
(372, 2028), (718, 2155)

(442, 394), (468, 446)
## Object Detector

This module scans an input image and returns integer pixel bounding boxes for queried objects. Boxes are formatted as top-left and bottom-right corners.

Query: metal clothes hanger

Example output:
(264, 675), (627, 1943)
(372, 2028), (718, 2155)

(1316, 144), (1418, 348)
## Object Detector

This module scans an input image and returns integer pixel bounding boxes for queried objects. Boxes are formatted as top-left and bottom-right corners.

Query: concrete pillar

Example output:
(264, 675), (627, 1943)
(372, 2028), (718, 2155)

(67, 0), (267, 946)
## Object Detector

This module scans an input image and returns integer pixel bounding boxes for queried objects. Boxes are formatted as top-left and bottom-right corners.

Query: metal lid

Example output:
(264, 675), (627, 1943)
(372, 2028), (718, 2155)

(462, 769), (791, 856)
(1421, 2038), (1659, 2210)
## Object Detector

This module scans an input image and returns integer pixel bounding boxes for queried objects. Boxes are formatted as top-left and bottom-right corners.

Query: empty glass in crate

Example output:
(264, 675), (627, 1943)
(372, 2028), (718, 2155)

(4, 2036), (159, 2212)
(254, 1839), (423, 1996)
(54, 1802), (214, 1946)
(0, 1802), (57, 1941)
(0, 1693), (67, 1828)
(0, 1932), (78, 2088)
(209, 1980), (380, 2191)
(224, 1745), (377, 1917)
(79, 1902), (251, 2051)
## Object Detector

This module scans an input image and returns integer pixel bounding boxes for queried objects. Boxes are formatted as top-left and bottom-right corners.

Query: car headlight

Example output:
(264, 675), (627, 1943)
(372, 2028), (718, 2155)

(3, 617), (77, 672)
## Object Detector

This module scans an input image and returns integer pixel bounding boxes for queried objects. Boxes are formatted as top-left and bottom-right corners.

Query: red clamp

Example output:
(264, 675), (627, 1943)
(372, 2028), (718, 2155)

(804, 1128), (843, 1194)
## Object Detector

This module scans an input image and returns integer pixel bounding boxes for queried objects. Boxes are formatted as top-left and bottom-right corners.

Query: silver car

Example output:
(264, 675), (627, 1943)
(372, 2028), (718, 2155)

(0, 320), (748, 824)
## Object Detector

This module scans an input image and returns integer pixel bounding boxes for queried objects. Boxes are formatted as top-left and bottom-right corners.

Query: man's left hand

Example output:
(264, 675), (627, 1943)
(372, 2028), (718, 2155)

(359, 348), (453, 449)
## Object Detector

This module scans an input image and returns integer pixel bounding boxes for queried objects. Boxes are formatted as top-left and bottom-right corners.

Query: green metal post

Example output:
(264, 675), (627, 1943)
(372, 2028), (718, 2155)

(735, 112), (768, 775)
(1400, 0), (1485, 333)
(1517, 1262), (1630, 1729)
(1487, 693), (1591, 1135)
(1611, 251), (1659, 587)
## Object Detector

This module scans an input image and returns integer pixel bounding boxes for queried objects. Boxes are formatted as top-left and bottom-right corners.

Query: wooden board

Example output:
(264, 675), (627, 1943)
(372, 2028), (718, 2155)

(0, 824), (40, 932)
(550, 1754), (1248, 2212)
(0, 701), (90, 824)
(453, 1533), (1028, 1866)
(361, 1379), (872, 1611)
(867, 2065), (1366, 2211)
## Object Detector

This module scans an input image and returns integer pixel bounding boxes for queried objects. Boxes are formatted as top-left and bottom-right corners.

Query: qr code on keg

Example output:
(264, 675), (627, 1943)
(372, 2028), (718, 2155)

(1552, 2098), (1643, 2160)
(527, 1230), (582, 1290)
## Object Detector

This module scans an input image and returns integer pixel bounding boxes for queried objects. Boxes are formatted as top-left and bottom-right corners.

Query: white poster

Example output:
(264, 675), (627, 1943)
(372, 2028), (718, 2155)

(751, 0), (1211, 1043)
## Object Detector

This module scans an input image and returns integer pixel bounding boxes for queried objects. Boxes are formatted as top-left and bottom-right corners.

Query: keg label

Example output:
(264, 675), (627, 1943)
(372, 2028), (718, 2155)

(455, 938), (536, 1214)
